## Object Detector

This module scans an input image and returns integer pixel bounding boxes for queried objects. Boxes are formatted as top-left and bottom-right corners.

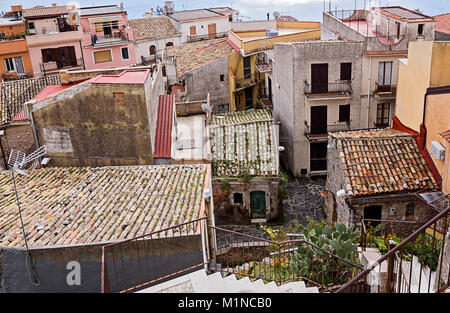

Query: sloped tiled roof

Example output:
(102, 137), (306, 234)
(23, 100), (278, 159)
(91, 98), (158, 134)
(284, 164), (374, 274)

(0, 75), (61, 125)
(210, 109), (279, 177)
(23, 5), (75, 18)
(167, 38), (235, 77)
(129, 16), (180, 40)
(434, 13), (450, 34)
(154, 94), (174, 158)
(0, 164), (207, 247)
(330, 129), (438, 197)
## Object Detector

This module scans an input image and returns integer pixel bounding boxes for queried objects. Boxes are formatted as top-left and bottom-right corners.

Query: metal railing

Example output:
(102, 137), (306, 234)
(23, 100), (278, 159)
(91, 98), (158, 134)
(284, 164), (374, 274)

(375, 83), (397, 95)
(235, 72), (264, 90)
(92, 32), (129, 46)
(336, 205), (450, 293)
(101, 217), (210, 293)
(304, 81), (352, 96)
(186, 32), (228, 43)
(210, 225), (366, 292)
(305, 123), (351, 136)
(39, 57), (84, 74)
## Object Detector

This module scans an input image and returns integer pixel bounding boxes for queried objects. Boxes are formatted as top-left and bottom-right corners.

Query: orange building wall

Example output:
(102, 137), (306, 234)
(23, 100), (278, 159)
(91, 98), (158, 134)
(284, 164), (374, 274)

(0, 39), (34, 76)
(0, 23), (26, 37)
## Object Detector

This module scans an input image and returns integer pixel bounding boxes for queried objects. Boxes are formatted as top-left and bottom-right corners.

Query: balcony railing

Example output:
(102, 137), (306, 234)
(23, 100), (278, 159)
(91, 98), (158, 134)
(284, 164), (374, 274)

(186, 32), (228, 43)
(92, 33), (129, 46)
(305, 122), (351, 137)
(304, 81), (352, 97)
(257, 88), (272, 108)
(39, 57), (84, 74)
(374, 83), (396, 99)
(235, 73), (264, 91)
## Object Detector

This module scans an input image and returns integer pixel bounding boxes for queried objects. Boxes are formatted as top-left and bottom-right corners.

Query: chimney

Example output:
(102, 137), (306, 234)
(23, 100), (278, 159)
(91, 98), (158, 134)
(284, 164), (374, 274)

(164, 1), (174, 14)
(52, 3), (57, 7)
(120, 2), (124, 10)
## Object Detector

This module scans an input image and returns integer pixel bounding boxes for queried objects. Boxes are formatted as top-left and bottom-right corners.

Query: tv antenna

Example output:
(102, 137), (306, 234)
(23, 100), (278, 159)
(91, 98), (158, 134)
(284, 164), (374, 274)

(8, 145), (47, 286)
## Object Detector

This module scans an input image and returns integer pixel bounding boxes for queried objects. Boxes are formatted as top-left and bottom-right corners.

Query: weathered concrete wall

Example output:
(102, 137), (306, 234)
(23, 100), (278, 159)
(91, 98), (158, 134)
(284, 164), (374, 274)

(184, 57), (229, 111)
(212, 177), (281, 225)
(273, 41), (364, 176)
(134, 35), (182, 65)
(30, 81), (155, 167)
(0, 235), (203, 293)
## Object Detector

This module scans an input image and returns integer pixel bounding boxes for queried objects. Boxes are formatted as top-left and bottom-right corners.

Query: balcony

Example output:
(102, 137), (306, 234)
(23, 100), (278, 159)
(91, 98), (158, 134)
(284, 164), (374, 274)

(91, 32), (129, 47)
(186, 31), (228, 43)
(305, 123), (351, 139)
(234, 73), (264, 92)
(256, 54), (271, 73)
(39, 58), (84, 74)
(257, 88), (272, 108)
(304, 81), (352, 99)
(374, 83), (396, 100)
(26, 29), (83, 46)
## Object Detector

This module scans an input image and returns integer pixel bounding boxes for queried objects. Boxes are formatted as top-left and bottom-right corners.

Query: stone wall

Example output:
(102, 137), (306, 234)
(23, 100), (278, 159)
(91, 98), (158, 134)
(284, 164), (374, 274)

(212, 177), (281, 225)
(273, 41), (364, 176)
(29, 73), (163, 167)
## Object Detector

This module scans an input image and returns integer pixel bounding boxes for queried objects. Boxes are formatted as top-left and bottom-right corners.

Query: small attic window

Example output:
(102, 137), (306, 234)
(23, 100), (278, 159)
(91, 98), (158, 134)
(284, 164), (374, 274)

(418, 24), (424, 36)
(113, 92), (126, 105)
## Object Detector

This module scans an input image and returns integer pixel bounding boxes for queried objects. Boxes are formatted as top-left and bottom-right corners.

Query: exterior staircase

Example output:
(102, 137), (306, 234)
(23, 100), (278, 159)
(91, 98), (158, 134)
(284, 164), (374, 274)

(137, 270), (319, 293)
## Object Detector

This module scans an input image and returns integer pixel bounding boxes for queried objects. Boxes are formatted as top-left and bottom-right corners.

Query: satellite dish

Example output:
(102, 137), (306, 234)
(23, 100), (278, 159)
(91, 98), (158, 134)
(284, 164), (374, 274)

(273, 11), (281, 19)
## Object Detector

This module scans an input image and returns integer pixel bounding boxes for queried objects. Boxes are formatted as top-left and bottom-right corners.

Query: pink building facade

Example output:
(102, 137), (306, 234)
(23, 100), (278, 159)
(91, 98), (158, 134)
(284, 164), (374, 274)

(23, 4), (85, 77)
(79, 5), (136, 70)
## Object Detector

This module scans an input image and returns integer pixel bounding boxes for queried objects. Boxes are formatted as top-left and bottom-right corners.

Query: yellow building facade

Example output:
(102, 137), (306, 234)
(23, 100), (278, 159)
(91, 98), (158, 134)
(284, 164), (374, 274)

(226, 21), (321, 112)
(395, 41), (450, 193)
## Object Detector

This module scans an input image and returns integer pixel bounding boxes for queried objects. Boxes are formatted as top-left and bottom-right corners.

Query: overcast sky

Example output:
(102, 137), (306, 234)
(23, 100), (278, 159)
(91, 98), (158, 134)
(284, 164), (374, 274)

(1, 0), (449, 20)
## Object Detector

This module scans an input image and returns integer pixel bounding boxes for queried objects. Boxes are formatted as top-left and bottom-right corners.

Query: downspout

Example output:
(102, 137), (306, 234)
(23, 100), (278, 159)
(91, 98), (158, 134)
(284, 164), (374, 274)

(79, 40), (86, 70)
(367, 55), (372, 128)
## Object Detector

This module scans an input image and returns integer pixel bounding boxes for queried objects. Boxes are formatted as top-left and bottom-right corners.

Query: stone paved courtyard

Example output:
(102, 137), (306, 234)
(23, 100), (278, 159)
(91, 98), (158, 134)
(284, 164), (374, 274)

(215, 176), (326, 247)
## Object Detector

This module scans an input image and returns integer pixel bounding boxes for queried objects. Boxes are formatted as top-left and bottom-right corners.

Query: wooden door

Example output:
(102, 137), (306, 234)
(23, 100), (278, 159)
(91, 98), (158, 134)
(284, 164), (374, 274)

(310, 106), (327, 135)
(250, 191), (266, 218)
(310, 142), (327, 172)
(190, 26), (196, 35)
(311, 63), (328, 93)
(208, 23), (216, 39)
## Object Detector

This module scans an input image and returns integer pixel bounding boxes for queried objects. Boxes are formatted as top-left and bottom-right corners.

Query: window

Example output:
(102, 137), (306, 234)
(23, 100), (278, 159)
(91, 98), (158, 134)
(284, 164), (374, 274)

(166, 42), (173, 47)
(93, 50), (112, 63)
(113, 92), (126, 106)
(220, 74), (224, 82)
(4, 58), (15, 72)
(94, 22), (103, 32)
(406, 203), (415, 217)
(149, 45), (156, 55)
(418, 24), (424, 36)
(4, 57), (24, 74)
(376, 103), (390, 128)
(340, 63), (352, 80)
(233, 193), (243, 204)
(121, 47), (129, 60)
(243, 56), (251, 78)
(378, 61), (392, 86)
(339, 104), (350, 122)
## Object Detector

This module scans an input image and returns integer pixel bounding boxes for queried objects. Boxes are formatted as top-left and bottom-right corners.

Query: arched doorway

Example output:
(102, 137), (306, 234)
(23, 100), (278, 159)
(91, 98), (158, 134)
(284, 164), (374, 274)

(149, 45), (156, 55)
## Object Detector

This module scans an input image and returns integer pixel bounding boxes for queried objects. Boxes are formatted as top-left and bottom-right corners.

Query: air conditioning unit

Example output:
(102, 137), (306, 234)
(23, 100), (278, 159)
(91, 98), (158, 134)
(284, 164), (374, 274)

(430, 141), (446, 161)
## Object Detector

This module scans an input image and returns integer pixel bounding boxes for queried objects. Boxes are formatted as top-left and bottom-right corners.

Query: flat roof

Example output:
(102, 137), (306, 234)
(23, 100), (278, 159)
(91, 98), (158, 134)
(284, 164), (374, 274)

(167, 8), (224, 22)
(0, 164), (208, 248)
(379, 6), (431, 20)
(89, 70), (151, 84)
(175, 115), (209, 161)
(80, 5), (125, 16)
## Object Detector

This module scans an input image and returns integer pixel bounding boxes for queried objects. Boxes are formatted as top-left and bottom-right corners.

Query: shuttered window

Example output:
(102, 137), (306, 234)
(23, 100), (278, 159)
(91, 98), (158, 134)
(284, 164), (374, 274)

(93, 50), (112, 63)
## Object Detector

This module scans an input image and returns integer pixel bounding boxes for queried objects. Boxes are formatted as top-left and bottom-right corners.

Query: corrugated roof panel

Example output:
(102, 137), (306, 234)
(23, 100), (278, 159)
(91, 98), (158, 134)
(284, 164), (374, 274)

(153, 94), (174, 158)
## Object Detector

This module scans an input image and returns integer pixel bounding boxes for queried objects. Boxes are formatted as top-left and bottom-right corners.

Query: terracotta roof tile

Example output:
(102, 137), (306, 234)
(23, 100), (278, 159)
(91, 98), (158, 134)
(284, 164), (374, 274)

(210, 109), (279, 177)
(128, 16), (180, 40)
(434, 13), (450, 34)
(0, 76), (61, 125)
(167, 38), (235, 77)
(0, 164), (207, 247)
(23, 5), (75, 18)
(330, 129), (438, 197)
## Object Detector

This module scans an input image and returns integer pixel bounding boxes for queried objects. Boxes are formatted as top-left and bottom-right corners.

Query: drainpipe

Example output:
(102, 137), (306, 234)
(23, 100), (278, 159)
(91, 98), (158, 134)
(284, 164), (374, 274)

(367, 55), (372, 128)
(79, 40), (86, 70)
